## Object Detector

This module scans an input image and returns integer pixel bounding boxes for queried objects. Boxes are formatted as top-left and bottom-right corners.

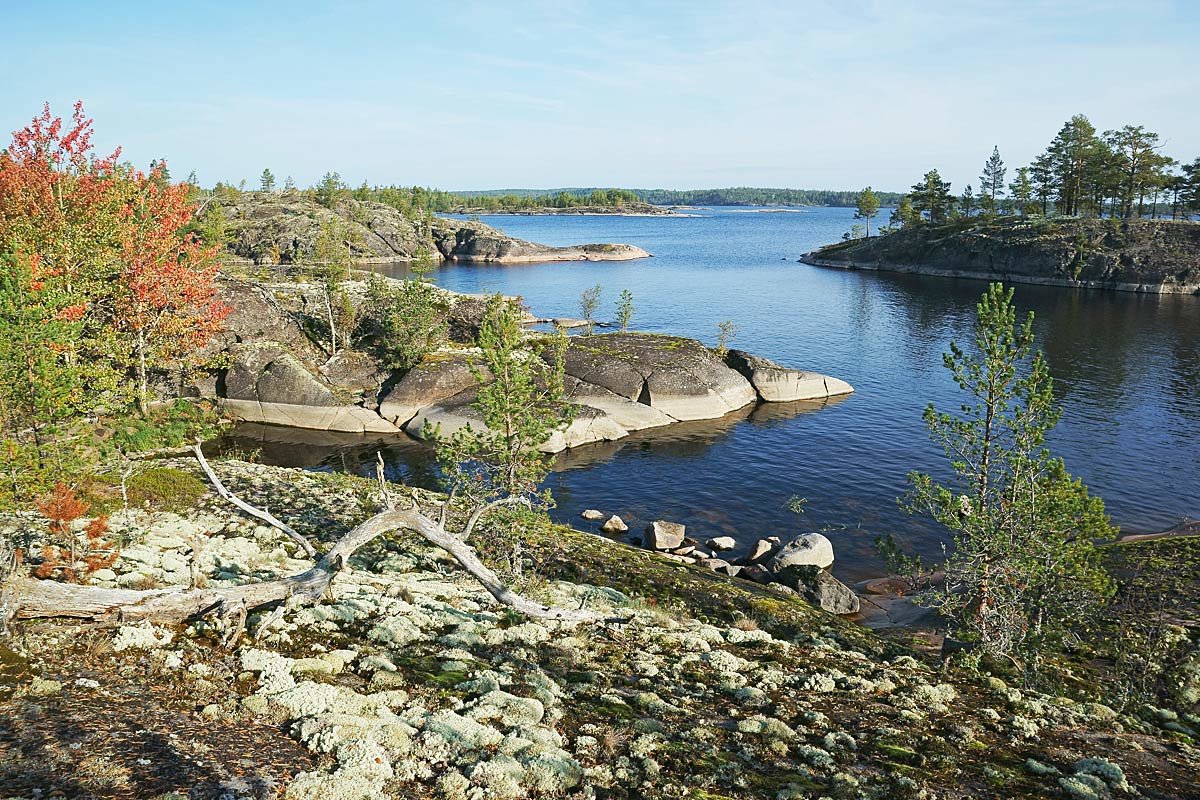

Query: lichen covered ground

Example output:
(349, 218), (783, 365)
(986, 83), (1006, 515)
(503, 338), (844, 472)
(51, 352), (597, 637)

(2, 462), (1198, 799)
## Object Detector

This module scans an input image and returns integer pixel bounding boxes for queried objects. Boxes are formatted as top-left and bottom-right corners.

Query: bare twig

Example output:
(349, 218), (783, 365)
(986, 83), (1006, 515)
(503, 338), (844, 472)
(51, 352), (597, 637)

(462, 496), (532, 541)
(192, 442), (316, 558)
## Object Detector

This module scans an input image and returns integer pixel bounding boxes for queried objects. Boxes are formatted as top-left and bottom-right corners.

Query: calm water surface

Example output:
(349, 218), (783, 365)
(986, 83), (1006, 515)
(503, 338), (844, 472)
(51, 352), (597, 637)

(228, 207), (1200, 581)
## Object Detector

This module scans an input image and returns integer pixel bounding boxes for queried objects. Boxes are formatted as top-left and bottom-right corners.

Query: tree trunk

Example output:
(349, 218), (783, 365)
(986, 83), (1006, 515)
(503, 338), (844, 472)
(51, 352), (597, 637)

(136, 333), (149, 417)
(324, 291), (337, 357)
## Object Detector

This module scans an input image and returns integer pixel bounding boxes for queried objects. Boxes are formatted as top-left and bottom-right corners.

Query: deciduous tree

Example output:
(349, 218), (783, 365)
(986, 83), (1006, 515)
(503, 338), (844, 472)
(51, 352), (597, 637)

(111, 163), (229, 413)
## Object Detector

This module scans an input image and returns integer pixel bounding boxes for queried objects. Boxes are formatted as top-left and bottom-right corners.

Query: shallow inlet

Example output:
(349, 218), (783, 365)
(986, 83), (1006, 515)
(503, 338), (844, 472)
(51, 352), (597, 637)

(224, 206), (1200, 582)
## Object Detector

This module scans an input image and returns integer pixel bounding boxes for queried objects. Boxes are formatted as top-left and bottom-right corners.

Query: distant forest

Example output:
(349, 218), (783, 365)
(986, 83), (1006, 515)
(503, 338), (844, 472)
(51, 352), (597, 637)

(205, 173), (904, 217)
(638, 187), (905, 207)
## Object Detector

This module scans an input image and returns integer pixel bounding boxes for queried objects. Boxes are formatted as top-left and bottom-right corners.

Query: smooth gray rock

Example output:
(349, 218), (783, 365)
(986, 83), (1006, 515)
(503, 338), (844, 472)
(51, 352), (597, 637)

(706, 536), (736, 551)
(797, 569), (861, 615)
(645, 521), (686, 550)
(725, 350), (854, 402)
(557, 333), (756, 422)
(378, 355), (484, 426)
(581, 509), (605, 521)
(405, 388), (628, 453)
(768, 533), (835, 572)
(224, 343), (336, 407)
(563, 376), (675, 431)
(221, 399), (400, 434)
(700, 558), (731, 572)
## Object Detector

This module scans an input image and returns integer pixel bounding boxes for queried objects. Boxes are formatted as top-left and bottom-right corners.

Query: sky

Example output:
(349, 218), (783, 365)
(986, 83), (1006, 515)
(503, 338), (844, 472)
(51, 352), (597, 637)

(1, 1), (1198, 193)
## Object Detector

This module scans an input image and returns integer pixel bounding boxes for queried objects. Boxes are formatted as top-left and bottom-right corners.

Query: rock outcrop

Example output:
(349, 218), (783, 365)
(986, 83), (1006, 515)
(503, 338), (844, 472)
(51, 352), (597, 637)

(725, 350), (854, 402)
(429, 218), (650, 263)
(169, 275), (851, 450)
(558, 333), (757, 422)
(802, 217), (1200, 294)
(768, 533), (836, 572)
(222, 193), (650, 265)
(377, 355), (484, 426)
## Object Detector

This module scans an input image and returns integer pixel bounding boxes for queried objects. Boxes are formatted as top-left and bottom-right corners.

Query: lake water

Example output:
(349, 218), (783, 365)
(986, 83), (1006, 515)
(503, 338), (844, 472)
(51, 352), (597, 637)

(226, 207), (1200, 581)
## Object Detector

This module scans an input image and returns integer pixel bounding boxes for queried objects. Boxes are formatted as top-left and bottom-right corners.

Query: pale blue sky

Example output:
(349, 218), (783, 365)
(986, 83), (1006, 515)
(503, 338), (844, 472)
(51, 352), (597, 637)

(2, 1), (1197, 192)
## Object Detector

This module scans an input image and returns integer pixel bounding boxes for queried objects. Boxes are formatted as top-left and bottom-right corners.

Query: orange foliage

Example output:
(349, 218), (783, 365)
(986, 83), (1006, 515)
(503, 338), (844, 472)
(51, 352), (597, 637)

(32, 482), (117, 583)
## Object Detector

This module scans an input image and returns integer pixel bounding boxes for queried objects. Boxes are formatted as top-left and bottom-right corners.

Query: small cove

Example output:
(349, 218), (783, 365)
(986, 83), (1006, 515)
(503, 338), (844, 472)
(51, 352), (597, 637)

(222, 207), (1200, 582)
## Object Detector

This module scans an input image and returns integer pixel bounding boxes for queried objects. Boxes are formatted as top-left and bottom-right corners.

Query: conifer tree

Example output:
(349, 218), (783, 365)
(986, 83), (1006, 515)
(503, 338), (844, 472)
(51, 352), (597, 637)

(260, 168), (276, 193)
(906, 283), (1114, 665)
(854, 186), (880, 237)
(1008, 167), (1035, 216)
(433, 295), (574, 502)
(979, 146), (1006, 214)
(910, 169), (952, 224)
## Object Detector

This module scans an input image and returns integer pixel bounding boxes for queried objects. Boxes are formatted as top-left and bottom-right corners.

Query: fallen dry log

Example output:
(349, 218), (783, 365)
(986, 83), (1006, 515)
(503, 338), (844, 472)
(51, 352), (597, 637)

(2, 504), (600, 631)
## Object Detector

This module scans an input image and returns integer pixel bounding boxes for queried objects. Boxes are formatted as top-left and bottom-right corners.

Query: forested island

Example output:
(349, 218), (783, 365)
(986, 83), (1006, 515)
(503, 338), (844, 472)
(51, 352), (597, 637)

(808, 114), (1200, 291)
(3, 101), (1200, 800)
(202, 175), (909, 218)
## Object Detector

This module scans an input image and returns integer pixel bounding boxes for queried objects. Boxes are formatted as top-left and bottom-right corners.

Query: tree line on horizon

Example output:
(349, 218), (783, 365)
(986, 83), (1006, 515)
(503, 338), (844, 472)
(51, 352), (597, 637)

(850, 114), (1200, 238)
(198, 173), (910, 218)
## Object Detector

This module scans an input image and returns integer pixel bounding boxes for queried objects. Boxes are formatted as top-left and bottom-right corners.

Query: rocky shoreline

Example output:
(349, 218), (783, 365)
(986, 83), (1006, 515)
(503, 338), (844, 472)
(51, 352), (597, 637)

(801, 217), (1200, 295)
(800, 254), (1200, 295)
(222, 193), (652, 266)
(176, 273), (854, 452)
(2, 461), (1196, 798)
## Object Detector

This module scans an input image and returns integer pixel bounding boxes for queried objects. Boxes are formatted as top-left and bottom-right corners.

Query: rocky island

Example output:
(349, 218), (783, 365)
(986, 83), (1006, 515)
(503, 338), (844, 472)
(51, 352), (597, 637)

(802, 217), (1200, 294)
(181, 272), (852, 447)
(447, 200), (677, 217)
(222, 193), (651, 265)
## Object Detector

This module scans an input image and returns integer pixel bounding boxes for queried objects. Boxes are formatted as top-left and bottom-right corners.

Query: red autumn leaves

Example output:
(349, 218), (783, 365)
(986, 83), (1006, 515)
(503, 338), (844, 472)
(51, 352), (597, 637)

(0, 101), (228, 408)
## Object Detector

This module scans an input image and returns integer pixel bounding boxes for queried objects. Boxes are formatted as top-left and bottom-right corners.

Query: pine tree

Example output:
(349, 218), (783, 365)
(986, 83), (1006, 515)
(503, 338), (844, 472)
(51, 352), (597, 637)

(890, 196), (917, 228)
(1029, 153), (1057, 216)
(959, 184), (975, 218)
(978, 146), (1006, 215)
(906, 283), (1114, 665)
(1045, 114), (1102, 216)
(1008, 167), (1036, 216)
(433, 295), (575, 501)
(315, 172), (345, 208)
(910, 169), (953, 224)
(260, 168), (276, 193)
(854, 186), (880, 237)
